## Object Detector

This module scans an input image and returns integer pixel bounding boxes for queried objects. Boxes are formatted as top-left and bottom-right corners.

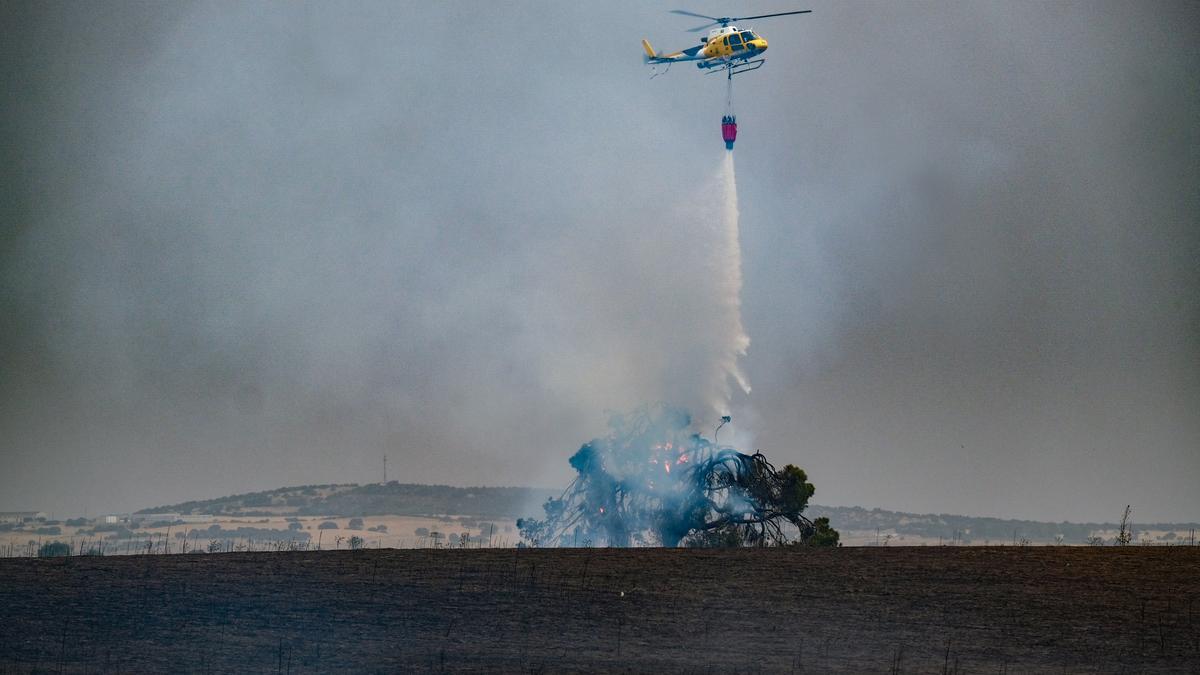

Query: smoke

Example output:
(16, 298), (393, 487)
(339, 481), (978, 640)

(517, 404), (814, 548)
(565, 151), (754, 429)
(653, 151), (751, 430)
(515, 154), (769, 547)
(4, 2), (1195, 523)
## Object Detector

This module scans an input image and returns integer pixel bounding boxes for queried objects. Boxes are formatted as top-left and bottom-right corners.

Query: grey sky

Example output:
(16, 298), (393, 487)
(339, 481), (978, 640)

(2, 1), (1197, 522)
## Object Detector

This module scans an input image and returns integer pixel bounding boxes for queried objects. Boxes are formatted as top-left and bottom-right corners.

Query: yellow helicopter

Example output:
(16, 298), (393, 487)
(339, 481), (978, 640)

(642, 9), (811, 77)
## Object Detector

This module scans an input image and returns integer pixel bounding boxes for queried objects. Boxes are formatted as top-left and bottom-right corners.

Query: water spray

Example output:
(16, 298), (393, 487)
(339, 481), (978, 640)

(713, 151), (751, 417)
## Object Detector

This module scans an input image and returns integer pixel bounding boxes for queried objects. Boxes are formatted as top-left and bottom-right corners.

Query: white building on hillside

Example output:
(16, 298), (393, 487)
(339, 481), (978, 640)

(0, 512), (47, 524)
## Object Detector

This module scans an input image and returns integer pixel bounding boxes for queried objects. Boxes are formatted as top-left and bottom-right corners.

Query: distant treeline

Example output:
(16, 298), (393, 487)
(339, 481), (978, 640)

(297, 483), (558, 519)
(146, 483), (558, 519)
(181, 524), (313, 542)
(805, 505), (1199, 544)
(142, 483), (344, 514)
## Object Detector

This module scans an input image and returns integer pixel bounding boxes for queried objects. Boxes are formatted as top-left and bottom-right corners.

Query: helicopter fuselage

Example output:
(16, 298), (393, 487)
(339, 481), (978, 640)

(643, 25), (768, 69)
(700, 26), (769, 61)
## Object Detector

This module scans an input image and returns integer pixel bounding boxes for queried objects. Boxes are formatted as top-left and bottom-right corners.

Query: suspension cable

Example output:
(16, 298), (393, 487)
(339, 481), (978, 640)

(725, 67), (735, 116)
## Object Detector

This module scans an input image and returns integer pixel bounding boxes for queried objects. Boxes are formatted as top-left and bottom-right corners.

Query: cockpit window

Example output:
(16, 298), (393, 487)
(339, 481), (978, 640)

(739, 31), (755, 42)
(729, 33), (743, 46)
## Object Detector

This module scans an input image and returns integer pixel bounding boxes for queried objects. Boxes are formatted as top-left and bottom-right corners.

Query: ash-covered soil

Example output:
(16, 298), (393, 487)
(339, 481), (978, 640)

(0, 547), (1197, 673)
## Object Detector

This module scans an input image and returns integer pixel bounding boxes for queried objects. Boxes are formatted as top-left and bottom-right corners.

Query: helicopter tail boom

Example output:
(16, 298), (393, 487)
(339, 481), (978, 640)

(643, 40), (706, 64)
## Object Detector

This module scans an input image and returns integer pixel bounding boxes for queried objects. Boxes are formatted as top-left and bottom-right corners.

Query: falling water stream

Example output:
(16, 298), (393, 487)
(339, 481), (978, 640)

(711, 151), (751, 417)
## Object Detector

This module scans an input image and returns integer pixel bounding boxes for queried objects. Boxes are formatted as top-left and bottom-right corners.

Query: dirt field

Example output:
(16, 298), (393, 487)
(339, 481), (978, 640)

(0, 547), (1196, 673)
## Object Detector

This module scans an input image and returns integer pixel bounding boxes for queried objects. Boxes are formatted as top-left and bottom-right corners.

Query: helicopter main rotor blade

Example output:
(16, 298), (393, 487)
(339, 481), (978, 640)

(731, 9), (812, 21)
(685, 21), (720, 32)
(670, 9), (721, 21)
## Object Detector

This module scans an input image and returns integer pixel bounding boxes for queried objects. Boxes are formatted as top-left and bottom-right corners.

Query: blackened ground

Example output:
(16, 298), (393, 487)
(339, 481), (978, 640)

(0, 547), (1197, 673)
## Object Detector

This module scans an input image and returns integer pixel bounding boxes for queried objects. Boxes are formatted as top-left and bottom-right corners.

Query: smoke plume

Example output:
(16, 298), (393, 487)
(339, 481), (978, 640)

(3, 2), (1195, 523)
(517, 404), (817, 548)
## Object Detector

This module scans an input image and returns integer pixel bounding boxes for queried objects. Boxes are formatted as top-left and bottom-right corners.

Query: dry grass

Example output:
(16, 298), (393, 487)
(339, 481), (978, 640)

(0, 514), (520, 555)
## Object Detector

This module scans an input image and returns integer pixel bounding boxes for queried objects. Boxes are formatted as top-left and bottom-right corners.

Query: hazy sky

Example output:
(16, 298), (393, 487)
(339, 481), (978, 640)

(2, 1), (1197, 522)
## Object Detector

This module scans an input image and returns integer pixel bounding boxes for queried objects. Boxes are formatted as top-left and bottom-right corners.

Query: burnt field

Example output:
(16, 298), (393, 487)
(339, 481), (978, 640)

(1, 547), (1197, 673)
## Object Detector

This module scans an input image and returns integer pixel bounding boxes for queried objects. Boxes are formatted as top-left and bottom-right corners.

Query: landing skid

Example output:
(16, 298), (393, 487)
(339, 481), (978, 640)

(704, 59), (766, 77)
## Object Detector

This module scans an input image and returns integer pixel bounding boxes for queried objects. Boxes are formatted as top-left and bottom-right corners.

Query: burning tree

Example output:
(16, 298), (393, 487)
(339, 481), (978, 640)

(518, 405), (830, 547)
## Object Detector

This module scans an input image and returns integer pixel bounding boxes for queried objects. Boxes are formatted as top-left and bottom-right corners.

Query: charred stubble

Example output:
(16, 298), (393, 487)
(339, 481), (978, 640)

(0, 547), (1197, 672)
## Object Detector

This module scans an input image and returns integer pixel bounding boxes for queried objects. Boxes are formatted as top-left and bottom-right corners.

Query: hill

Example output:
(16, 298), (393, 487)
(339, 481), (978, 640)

(141, 483), (1199, 545)
(143, 482), (558, 520)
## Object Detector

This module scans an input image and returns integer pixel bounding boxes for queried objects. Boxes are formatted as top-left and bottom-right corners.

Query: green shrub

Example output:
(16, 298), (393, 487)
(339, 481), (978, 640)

(38, 541), (71, 557)
(805, 517), (841, 547)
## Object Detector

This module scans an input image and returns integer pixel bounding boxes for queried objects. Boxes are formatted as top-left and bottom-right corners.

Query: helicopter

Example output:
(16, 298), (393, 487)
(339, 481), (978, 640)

(642, 9), (811, 77)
